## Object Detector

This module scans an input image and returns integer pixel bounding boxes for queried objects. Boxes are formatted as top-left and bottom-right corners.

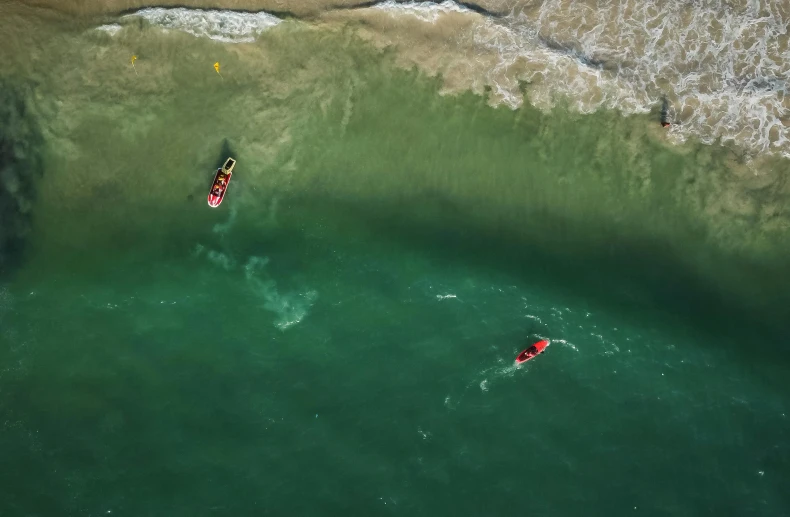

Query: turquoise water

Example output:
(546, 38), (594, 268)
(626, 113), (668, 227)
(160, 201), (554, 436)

(2, 201), (789, 515)
(1, 7), (790, 516)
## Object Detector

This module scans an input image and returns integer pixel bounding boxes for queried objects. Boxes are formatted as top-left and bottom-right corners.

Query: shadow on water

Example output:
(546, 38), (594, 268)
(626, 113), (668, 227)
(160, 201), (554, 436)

(0, 79), (44, 278)
(268, 72), (790, 370)
(216, 138), (236, 170)
(291, 193), (790, 368)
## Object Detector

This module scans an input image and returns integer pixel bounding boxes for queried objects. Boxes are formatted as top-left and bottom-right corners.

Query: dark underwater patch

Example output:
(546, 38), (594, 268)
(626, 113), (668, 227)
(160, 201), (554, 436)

(0, 79), (44, 277)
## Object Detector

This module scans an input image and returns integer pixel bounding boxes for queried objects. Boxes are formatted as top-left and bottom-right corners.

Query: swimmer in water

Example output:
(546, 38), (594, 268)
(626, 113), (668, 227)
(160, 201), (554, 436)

(660, 96), (673, 128)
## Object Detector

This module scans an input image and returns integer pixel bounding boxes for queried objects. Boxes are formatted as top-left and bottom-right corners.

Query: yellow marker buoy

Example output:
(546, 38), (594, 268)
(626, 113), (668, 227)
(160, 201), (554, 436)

(214, 61), (223, 79)
(131, 55), (138, 75)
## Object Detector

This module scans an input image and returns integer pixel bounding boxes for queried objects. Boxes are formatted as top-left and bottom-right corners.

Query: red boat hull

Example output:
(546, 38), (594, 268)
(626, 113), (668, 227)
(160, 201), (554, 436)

(516, 339), (549, 364)
(208, 168), (232, 207)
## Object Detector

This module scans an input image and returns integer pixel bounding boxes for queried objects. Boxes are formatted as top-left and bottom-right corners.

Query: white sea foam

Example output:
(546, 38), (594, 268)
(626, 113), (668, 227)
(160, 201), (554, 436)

(243, 256), (317, 330)
(378, 0), (790, 158)
(193, 244), (315, 329)
(98, 1), (790, 158)
(121, 7), (282, 43)
(417, 426), (432, 439)
(551, 338), (578, 352)
(372, 0), (473, 23)
(95, 24), (122, 35)
(206, 250), (237, 271)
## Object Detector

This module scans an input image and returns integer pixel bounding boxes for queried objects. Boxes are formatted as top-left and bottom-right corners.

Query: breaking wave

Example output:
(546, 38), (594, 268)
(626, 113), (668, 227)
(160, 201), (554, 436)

(118, 7), (283, 43)
(372, 0), (474, 22)
(89, 0), (790, 158)
(365, 0), (790, 158)
(95, 24), (122, 35)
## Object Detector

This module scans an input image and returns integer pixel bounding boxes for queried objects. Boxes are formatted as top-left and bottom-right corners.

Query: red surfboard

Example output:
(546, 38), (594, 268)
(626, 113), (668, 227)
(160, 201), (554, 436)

(515, 339), (549, 364)
(208, 157), (236, 208)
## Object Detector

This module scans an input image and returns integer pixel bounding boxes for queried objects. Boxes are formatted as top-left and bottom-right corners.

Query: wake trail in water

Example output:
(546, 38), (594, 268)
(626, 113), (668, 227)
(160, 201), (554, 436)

(212, 204), (238, 237)
(444, 333), (570, 409)
(193, 237), (317, 330)
(243, 256), (318, 330)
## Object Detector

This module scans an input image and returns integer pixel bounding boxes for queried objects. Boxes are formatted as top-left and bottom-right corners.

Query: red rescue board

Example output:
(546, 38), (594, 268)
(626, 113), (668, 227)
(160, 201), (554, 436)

(515, 339), (549, 364)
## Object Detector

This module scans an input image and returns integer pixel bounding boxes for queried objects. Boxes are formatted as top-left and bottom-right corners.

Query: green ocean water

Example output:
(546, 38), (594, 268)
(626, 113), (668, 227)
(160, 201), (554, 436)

(2, 9), (790, 516)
